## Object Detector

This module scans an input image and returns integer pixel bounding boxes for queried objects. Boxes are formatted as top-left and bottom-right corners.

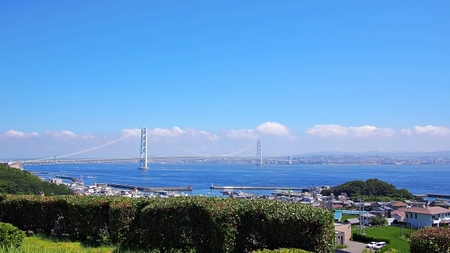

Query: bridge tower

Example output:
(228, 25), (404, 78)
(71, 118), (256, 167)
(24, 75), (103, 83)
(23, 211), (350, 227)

(256, 139), (262, 166)
(139, 126), (149, 170)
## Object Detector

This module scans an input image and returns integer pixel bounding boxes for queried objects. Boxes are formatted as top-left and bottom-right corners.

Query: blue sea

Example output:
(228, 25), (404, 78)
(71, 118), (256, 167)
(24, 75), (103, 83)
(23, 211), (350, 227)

(24, 163), (450, 197)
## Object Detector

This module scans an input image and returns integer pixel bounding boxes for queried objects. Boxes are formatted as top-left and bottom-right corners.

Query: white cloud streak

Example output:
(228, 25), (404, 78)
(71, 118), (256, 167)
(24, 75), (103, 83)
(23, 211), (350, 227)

(225, 129), (258, 139)
(306, 124), (395, 138)
(3, 130), (39, 139)
(401, 125), (450, 136)
(124, 126), (220, 141)
(44, 130), (77, 139)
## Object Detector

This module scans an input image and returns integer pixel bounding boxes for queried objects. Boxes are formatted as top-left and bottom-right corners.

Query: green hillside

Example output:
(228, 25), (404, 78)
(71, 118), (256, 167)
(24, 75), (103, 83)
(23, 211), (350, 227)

(0, 163), (74, 195)
(321, 178), (415, 201)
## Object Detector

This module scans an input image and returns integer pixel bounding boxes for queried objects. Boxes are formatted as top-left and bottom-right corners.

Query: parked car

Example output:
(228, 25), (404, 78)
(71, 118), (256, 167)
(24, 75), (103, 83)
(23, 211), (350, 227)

(366, 241), (378, 248)
(373, 241), (387, 250)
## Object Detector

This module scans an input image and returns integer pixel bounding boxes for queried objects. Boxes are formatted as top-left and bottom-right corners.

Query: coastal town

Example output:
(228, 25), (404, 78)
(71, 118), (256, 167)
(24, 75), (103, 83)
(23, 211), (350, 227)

(48, 175), (450, 232)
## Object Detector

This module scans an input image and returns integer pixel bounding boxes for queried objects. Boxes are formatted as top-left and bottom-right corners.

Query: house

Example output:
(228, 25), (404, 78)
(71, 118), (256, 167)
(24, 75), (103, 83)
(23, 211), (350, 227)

(431, 199), (450, 209)
(390, 210), (406, 222)
(405, 200), (428, 208)
(344, 217), (360, 225)
(405, 206), (450, 228)
(335, 222), (352, 243)
(390, 201), (407, 210)
(360, 213), (377, 226)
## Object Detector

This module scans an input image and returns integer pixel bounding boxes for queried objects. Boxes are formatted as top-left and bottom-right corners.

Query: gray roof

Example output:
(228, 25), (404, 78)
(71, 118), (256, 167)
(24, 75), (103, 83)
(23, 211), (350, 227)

(345, 218), (360, 224)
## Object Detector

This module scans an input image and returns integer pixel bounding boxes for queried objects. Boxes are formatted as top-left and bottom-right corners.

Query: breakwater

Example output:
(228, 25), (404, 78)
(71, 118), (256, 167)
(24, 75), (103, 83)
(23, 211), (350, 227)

(108, 183), (193, 192)
(210, 184), (306, 191)
(55, 175), (78, 182)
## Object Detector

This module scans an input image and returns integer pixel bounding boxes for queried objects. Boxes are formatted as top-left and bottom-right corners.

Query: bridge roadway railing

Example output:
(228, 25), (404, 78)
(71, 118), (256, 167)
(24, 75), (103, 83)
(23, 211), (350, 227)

(21, 156), (254, 166)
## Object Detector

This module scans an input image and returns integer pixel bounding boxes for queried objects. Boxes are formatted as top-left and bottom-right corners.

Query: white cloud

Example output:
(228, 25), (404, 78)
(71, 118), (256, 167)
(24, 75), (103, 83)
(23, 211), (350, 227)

(185, 128), (219, 140)
(401, 125), (450, 136)
(256, 122), (291, 136)
(82, 134), (97, 140)
(122, 128), (141, 136)
(44, 130), (77, 138)
(306, 124), (394, 138)
(306, 124), (348, 137)
(3, 130), (39, 139)
(349, 125), (395, 137)
(148, 126), (186, 137)
(225, 129), (258, 139)
(139, 126), (220, 140)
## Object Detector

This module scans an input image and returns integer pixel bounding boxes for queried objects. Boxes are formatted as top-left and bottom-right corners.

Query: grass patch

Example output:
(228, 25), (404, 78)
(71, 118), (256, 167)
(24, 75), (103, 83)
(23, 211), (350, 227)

(0, 235), (312, 253)
(0, 235), (116, 253)
(356, 225), (416, 253)
(340, 214), (358, 222)
(0, 235), (158, 253)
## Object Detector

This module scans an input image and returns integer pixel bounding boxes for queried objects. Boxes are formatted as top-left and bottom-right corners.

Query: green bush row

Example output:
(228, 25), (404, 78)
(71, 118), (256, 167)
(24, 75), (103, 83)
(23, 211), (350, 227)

(352, 233), (390, 244)
(0, 195), (335, 253)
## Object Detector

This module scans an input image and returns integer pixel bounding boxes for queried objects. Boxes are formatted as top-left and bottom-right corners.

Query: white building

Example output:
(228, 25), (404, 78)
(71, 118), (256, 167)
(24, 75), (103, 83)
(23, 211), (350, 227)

(405, 206), (450, 228)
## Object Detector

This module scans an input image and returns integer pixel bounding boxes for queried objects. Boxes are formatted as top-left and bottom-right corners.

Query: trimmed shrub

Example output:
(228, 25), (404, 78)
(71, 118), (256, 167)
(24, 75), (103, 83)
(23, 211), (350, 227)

(0, 222), (25, 248)
(108, 198), (136, 245)
(0, 195), (336, 253)
(0, 195), (68, 236)
(352, 233), (390, 244)
(410, 227), (450, 253)
(64, 196), (110, 242)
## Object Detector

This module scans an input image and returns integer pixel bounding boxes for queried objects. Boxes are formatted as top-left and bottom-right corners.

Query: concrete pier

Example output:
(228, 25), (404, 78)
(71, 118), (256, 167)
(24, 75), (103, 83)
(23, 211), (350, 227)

(415, 193), (450, 199)
(55, 175), (78, 182)
(108, 183), (193, 192)
(210, 184), (306, 191)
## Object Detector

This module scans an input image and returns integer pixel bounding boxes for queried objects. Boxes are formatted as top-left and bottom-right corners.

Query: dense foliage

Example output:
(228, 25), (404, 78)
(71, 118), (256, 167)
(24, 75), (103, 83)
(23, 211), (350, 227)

(370, 217), (388, 226)
(0, 164), (73, 195)
(352, 233), (390, 245)
(321, 178), (415, 201)
(410, 227), (450, 253)
(0, 222), (25, 249)
(0, 195), (336, 253)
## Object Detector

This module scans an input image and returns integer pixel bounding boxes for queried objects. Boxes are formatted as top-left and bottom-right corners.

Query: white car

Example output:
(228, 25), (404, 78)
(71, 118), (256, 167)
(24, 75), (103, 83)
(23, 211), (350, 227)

(373, 241), (387, 249)
(366, 241), (378, 248)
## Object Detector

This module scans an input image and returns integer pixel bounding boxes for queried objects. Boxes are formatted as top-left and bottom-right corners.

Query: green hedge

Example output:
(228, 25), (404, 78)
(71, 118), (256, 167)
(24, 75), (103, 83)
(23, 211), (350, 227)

(0, 195), (335, 253)
(410, 227), (450, 253)
(352, 232), (390, 244)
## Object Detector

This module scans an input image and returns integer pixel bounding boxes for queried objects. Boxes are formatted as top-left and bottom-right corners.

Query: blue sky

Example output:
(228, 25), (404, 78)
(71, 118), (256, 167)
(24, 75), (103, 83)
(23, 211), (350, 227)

(1, 0), (450, 159)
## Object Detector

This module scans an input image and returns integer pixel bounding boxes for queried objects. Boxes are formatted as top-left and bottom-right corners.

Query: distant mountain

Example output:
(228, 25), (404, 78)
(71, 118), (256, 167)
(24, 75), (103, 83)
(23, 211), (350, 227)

(293, 150), (450, 157)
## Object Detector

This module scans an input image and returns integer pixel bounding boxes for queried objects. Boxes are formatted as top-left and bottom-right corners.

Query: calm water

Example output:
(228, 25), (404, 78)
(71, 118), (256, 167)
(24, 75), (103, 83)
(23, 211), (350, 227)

(24, 163), (450, 197)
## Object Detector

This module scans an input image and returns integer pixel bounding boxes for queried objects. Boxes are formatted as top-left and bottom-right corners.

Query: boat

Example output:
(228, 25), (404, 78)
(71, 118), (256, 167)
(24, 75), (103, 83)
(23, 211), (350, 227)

(138, 167), (149, 170)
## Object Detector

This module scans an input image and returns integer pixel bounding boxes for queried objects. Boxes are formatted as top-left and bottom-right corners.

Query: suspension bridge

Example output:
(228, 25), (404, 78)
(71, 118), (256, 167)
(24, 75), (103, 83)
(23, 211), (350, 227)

(17, 127), (264, 168)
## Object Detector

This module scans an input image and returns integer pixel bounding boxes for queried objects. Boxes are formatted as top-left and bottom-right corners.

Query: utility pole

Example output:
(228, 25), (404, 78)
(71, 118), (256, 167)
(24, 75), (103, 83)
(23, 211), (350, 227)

(359, 198), (366, 235)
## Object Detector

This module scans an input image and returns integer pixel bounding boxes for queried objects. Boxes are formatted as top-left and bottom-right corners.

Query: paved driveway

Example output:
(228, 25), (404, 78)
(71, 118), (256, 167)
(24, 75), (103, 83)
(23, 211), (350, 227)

(336, 240), (368, 253)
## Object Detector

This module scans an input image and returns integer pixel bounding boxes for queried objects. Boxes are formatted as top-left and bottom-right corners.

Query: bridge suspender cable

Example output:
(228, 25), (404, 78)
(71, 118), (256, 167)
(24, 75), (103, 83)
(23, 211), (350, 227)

(23, 131), (258, 162)
(24, 133), (135, 162)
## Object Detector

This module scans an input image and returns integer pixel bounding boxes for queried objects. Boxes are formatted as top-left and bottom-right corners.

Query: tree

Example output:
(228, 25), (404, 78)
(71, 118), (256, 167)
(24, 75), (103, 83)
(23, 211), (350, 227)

(370, 217), (388, 226)
(321, 178), (415, 201)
